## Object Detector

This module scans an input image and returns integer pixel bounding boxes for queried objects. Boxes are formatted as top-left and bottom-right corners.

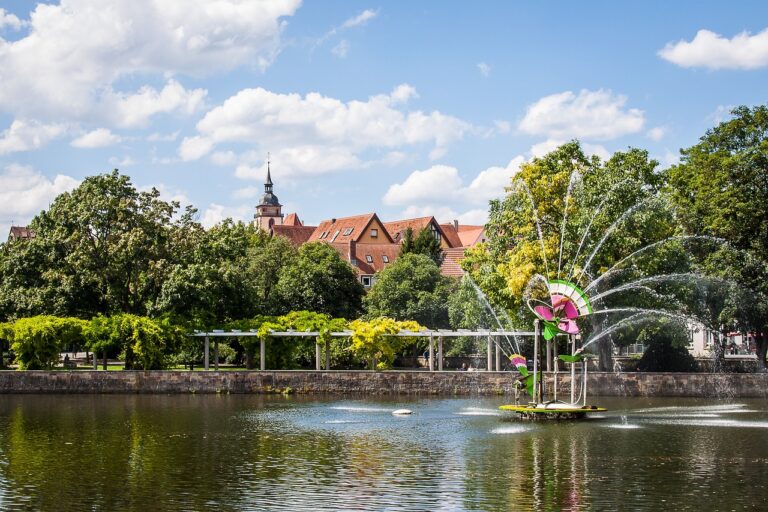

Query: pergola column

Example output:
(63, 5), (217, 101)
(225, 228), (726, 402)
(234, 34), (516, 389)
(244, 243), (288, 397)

(315, 337), (321, 371)
(428, 334), (434, 372)
(546, 339), (552, 372)
(260, 339), (265, 371)
(487, 335), (493, 371)
(495, 337), (501, 372)
(438, 336), (444, 371)
(214, 339), (219, 371)
(204, 336), (210, 371)
(325, 338), (330, 370)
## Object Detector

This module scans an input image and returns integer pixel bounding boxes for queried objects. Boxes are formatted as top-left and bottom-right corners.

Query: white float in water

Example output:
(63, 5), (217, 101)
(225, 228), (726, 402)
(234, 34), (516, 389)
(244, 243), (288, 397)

(392, 409), (412, 416)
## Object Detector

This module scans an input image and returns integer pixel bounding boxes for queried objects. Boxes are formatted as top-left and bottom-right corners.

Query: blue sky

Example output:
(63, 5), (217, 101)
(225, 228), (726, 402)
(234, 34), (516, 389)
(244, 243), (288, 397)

(1, 1), (767, 234)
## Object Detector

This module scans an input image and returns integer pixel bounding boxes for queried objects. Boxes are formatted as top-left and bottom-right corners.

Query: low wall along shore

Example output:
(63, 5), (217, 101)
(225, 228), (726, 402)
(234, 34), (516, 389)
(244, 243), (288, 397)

(1, 370), (767, 397)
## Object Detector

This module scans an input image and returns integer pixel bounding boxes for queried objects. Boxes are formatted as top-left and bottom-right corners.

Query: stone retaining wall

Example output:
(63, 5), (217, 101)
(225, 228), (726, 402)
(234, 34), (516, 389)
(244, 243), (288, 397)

(1, 370), (767, 397)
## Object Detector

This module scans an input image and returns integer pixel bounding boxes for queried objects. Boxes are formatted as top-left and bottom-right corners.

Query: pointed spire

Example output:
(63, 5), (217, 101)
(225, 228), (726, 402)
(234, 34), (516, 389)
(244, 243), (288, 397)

(266, 152), (273, 185)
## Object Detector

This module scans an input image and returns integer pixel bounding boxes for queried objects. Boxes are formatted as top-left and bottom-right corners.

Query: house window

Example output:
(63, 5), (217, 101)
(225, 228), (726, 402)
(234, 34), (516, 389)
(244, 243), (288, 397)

(319, 231), (326, 239)
(365, 255), (373, 263)
(371, 229), (378, 238)
(382, 255), (389, 263)
(343, 227), (354, 236)
(331, 230), (340, 242)
(430, 223), (441, 242)
(361, 276), (372, 287)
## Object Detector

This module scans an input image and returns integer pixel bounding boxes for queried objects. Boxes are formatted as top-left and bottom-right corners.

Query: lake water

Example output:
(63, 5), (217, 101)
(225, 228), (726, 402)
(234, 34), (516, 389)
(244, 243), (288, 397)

(0, 394), (766, 511)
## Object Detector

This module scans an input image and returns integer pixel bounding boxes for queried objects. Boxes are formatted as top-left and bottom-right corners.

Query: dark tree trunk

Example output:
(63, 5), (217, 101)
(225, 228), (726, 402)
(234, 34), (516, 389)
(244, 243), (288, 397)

(598, 338), (613, 371)
(245, 350), (254, 370)
(102, 351), (108, 371)
(757, 331), (768, 370)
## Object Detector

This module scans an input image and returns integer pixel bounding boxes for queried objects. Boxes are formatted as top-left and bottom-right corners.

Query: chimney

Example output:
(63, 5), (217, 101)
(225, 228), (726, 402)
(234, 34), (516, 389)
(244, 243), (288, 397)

(331, 218), (336, 224)
(453, 219), (459, 230)
(349, 240), (357, 266)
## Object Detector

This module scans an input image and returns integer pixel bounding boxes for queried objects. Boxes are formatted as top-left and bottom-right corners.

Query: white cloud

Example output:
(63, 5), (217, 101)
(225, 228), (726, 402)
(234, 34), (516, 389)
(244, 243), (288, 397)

(477, 62), (491, 77)
(108, 155), (136, 167)
(0, 8), (24, 30)
(709, 104), (734, 124)
(0, 0), (300, 123)
(332, 40), (350, 58)
(519, 89), (644, 140)
(234, 146), (362, 180)
(139, 183), (191, 206)
(646, 126), (667, 141)
(383, 165), (464, 206)
(200, 203), (251, 228)
(659, 28), (768, 70)
(108, 80), (207, 128)
(232, 186), (262, 199)
(384, 157), (523, 208)
(180, 84), (469, 176)
(529, 139), (611, 160)
(210, 151), (238, 167)
(662, 150), (680, 167)
(0, 164), (79, 235)
(179, 136), (215, 161)
(146, 131), (180, 142)
(71, 128), (121, 148)
(400, 205), (488, 226)
(0, 119), (67, 155)
(342, 9), (379, 29)
(494, 120), (511, 134)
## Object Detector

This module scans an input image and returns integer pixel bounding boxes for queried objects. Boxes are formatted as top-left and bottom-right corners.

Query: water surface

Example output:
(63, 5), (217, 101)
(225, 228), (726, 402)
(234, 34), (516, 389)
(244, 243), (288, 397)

(0, 394), (766, 511)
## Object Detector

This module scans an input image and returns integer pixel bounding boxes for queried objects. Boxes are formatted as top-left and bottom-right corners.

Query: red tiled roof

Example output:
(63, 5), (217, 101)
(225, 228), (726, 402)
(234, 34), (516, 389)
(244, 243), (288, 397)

(272, 225), (316, 246)
(309, 213), (392, 244)
(283, 213), (303, 226)
(383, 217), (433, 242)
(458, 226), (485, 247)
(384, 216), (457, 248)
(439, 223), (463, 248)
(440, 247), (467, 277)
(330, 242), (401, 275)
(8, 226), (35, 241)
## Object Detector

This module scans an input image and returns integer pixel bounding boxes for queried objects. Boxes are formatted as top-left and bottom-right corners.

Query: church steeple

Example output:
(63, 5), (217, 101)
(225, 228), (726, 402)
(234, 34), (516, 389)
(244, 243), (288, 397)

(264, 153), (273, 193)
(253, 153), (283, 230)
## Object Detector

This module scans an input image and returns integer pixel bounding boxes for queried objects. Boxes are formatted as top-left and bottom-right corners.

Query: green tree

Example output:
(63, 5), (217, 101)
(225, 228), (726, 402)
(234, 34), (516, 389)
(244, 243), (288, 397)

(365, 253), (454, 329)
(86, 314), (168, 370)
(246, 234), (298, 314)
(348, 317), (424, 370)
(400, 227), (415, 254)
(153, 219), (265, 326)
(446, 275), (498, 356)
(463, 142), (689, 369)
(668, 105), (768, 367)
(400, 227), (444, 266)
(2, 316), (87, 370)
(635, 319), (698, 372)
(275, 242), (365, 319)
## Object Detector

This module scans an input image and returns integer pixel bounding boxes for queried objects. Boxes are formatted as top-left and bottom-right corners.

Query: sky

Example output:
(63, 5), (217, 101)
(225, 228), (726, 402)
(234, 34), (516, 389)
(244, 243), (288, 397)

(1, 0), (767, 235)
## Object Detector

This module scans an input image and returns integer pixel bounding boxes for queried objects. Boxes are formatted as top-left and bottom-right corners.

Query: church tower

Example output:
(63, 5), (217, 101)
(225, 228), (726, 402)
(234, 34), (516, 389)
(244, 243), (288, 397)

(253, 158), (283, 230)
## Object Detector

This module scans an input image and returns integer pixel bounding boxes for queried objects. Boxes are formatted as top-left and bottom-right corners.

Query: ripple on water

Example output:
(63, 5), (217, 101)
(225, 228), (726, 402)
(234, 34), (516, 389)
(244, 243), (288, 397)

(456, 407), (503, 417)
(329, 406), (394, 413)
(490, 425), (532, 435)
(645, 418), (768, 429)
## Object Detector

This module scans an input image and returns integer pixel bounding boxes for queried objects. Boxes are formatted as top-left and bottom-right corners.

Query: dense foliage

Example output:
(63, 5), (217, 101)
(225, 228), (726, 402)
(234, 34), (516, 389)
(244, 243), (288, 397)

(668, 105), (768, 367)
(1, 105), (767, 370)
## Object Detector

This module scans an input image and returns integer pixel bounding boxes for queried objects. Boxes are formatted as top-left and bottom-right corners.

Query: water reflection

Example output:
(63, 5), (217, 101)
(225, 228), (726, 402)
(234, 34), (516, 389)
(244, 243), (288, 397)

(0, 396), (766, 511)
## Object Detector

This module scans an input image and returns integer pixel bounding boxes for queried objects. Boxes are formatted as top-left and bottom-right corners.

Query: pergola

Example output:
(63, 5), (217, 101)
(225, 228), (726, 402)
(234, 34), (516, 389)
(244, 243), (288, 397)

(190, 329), (537, 372)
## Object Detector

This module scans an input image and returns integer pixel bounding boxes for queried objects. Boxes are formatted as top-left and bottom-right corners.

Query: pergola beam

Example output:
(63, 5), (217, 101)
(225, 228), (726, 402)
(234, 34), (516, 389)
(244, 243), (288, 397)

(190, 329), (540, 372)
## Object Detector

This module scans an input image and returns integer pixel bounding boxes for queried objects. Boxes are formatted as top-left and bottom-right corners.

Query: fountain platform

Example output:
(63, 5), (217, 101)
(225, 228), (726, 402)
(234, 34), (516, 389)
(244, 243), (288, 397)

(500, 403), (607, 420)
